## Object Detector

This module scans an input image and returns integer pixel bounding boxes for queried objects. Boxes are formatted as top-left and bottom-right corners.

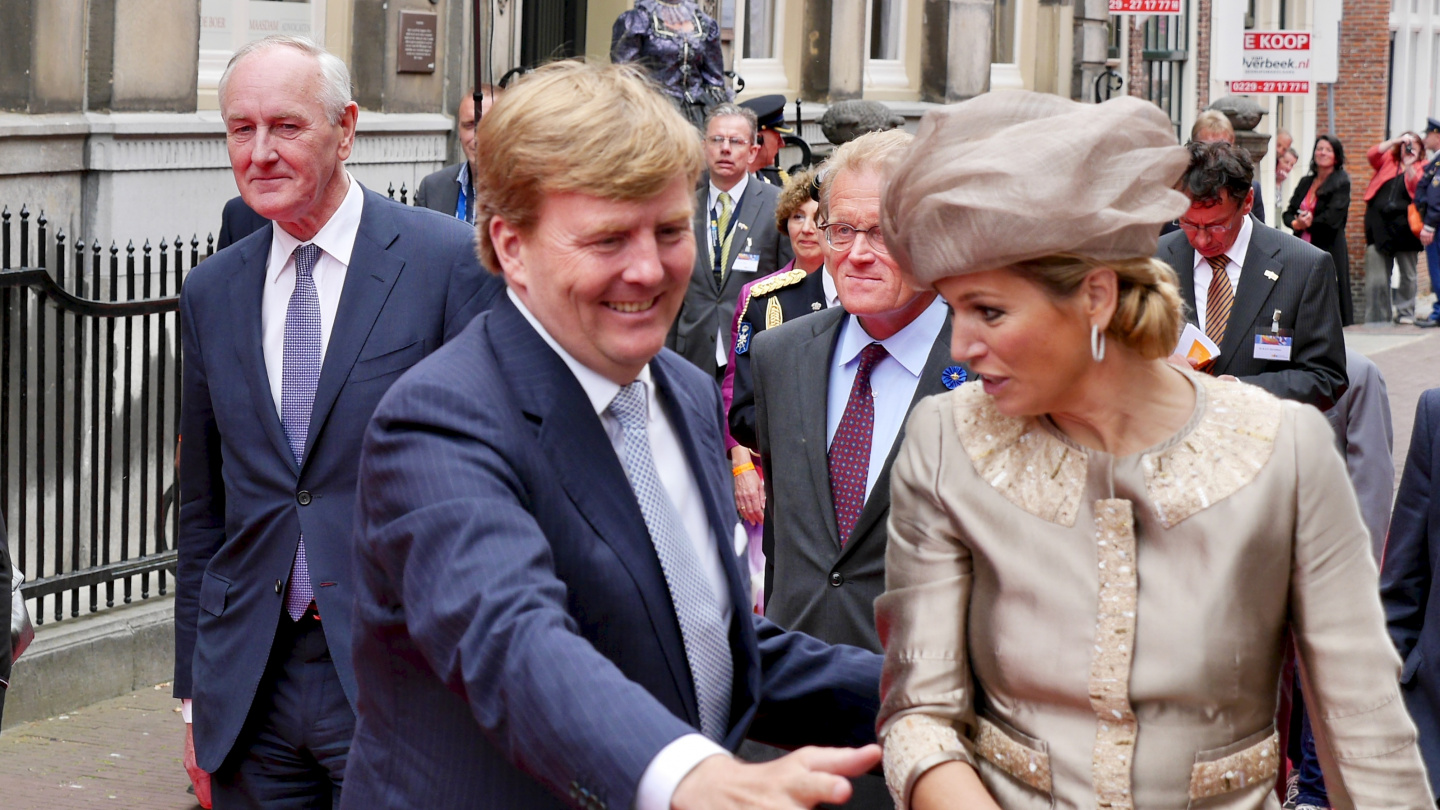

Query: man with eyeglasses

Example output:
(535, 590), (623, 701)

(669, 104), (793, 379)
(742, 128), (951, 810)
(1158, 140), (1346, 410)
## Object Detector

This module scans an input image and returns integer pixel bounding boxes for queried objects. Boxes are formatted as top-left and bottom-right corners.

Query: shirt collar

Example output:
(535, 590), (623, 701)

(834, 296), (947, 377)
(821, 266), (839, 308)
(456, 161), (470, 189)
(267, 172), (363, 283)
(507, 287), (652, 417)
(1192, 213), (1254, 272)
(708, 173), (749, 211)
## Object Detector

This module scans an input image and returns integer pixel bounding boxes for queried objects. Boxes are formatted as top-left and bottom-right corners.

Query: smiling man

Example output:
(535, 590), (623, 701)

(1156, 140), (1346, 409)
(745, 129), (953, 808)
(669, 104), (793, 380)
(175, 35), (501, 808)
(341, 60), (882, 810)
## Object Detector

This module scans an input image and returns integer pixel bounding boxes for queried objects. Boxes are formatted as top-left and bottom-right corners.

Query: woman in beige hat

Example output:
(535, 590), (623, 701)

(874, 91), (1430, 809)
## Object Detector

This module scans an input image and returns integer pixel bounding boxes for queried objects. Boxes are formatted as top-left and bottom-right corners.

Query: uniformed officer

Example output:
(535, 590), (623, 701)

(740, 94), (795, 188)
(1415, 117), (1440, 326)
(727, 169), (833, 451)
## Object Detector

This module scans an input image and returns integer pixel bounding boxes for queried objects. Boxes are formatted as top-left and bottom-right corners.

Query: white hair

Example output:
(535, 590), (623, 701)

(218, 35), (353, 124)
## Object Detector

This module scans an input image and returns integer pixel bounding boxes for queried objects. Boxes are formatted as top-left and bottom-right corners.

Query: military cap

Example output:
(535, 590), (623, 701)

(740, 94), (794, 135)
(1427, 117), (1440, 134)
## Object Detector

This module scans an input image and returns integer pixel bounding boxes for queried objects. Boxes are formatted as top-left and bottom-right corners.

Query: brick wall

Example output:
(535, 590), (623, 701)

(1332, 0), (1393, 318)
(1195, 0), (1212, 111)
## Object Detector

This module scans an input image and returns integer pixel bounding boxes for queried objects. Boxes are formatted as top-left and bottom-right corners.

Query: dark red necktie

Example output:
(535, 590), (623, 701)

(829, 343), (888, 545)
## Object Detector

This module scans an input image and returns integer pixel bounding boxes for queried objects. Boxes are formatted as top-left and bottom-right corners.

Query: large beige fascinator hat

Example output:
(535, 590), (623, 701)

(882, 90), (1192, 288)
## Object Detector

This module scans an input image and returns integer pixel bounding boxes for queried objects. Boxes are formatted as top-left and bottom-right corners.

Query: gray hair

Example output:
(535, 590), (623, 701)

(704, 103), (758, 141)
(218, 35), (353, 124)
(818, 128), (914, 218)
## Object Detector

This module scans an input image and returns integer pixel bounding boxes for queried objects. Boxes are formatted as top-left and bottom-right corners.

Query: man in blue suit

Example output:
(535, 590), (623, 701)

(344, 61), (882, 810)
(1383, 387), (1440, 799)
(175, 35), (501, 808)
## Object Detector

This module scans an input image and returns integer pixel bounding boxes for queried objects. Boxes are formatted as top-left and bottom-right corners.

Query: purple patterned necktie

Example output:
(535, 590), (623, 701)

(829, 343), (888, 545)
(282, 243), (322, 621)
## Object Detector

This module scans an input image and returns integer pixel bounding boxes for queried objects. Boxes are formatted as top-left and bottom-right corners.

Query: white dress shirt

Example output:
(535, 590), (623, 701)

(826, 297), (948, 502)
(262, 174), (365, 416)
(822, 266), (840, 309)
(1191, 214), (1253, 334)
(181, 174), (364, 725)
(508, 289), (731, 809)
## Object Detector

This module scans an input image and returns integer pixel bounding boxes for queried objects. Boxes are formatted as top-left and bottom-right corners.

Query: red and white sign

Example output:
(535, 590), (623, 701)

(1109, 0), (1182, 13)
(1230, 30), (1312, 94)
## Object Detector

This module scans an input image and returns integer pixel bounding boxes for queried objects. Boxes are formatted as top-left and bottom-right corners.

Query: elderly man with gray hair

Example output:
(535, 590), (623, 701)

(174, 34), (501, 808)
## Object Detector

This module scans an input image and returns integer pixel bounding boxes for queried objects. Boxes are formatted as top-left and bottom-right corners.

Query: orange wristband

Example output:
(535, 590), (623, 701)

(732, 462), (756, 477)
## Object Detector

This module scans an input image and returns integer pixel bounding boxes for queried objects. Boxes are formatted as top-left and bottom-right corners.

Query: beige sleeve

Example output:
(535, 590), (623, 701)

(1287, 403), (1435, 808)
(876, 397), (978, 808)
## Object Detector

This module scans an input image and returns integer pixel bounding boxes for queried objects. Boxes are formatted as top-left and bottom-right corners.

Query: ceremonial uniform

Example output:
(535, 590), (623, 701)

(728, 265), (829, 451)
(1416, 142), (1440, 323)
(755, 166), (789, 188)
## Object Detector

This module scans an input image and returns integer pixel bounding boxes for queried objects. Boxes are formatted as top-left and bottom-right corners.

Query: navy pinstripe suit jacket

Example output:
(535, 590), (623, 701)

(342, 297), (881, 810)
(175, 189), (503, 772)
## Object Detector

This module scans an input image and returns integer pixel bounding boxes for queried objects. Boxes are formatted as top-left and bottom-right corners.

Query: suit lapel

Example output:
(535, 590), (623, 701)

(839, 314), (953, 560)
(494, 302), (701, 728)
(227, 224), (297, 473)
(1218, 222), (1283, 374)
(302, 191), (405, 467)
(800, 310), (845, 548)
(1167, 237), (1199, 322)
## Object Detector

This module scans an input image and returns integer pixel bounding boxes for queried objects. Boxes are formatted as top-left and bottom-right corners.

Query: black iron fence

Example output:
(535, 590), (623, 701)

(1, 185), (420, 625)
(1, 206), (214, 624)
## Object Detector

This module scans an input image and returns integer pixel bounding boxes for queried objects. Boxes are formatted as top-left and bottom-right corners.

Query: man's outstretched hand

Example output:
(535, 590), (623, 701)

(671, 745), (883, 809)
(184, 723), (213, 809)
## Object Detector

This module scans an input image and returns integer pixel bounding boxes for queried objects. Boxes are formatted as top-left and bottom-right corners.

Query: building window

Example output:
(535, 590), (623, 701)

(869, 0), (902, 59)
(199, 0), (326, 107)
(993, 0), (1016, 64)
(744, 0), (776, 58)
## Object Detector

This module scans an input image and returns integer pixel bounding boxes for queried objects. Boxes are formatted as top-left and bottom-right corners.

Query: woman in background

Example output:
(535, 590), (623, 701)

(1284, 135), (1353, 324)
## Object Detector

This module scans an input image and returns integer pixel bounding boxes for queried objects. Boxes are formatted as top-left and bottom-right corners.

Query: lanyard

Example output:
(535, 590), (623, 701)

(709, 193), (744, 271)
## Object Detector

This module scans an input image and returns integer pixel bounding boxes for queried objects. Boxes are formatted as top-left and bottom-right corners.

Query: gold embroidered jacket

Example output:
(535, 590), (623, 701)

(877, 375), (1431, 809)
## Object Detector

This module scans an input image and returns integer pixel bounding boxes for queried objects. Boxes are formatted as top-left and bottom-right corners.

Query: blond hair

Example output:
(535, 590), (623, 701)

(819, 129), (914, 218)
(1012, 254), (1186, 360)
(1190, 110), (1235, 144)
(472, 61), (705, 271)
(774, 167), (819, 234)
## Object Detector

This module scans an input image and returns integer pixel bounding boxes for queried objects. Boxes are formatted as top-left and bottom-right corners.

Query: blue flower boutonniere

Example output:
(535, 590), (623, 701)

(941, 366), (967, 389)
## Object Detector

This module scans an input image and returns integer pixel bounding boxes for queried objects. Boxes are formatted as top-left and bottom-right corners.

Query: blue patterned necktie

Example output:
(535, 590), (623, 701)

(608, 382), (733, 741)
(281, 243), (322, 621)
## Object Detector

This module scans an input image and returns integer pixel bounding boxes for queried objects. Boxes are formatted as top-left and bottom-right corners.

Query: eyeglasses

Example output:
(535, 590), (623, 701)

(706, 135), (754, 149)
(820, 223), (888, 253)
(1176, 219), (1235, 237)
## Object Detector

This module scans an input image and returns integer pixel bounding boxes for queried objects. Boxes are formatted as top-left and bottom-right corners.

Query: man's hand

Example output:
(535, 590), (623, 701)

(1423, 226), (1435, 247)
(671, 745), (882, 810)
(184, 723), (213, 809)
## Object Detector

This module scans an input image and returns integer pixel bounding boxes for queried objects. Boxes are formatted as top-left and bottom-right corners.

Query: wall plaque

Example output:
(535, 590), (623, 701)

(397, 10), (437, 74)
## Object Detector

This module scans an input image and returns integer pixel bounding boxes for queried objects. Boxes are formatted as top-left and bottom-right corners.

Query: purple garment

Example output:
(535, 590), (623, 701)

(611, 0), (730, 112)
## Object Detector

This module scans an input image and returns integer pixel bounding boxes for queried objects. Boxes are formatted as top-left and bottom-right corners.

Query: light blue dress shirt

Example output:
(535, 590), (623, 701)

(825, 297), (948, 502)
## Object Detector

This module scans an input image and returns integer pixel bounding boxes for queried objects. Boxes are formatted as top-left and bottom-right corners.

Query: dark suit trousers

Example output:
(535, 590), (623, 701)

(212, 613), (354, 810)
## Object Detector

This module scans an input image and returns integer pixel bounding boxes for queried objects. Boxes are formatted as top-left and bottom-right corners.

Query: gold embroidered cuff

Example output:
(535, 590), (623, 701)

(882, 713), (973, 809)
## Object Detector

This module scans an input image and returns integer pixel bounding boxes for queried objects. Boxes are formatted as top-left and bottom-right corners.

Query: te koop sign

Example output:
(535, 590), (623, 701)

(1230, 31), (1312, 94)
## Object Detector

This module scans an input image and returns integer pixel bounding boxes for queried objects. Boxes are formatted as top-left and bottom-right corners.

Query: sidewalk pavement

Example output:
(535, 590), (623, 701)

(0, 681), (196, 809)
(1, 321), (1439, 810)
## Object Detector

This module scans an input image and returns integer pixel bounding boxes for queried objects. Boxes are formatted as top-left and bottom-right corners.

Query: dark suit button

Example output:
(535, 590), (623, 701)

(829, 572), (843, 587)
(274, 579), (283, 594)
(296, 490), (312, 506)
